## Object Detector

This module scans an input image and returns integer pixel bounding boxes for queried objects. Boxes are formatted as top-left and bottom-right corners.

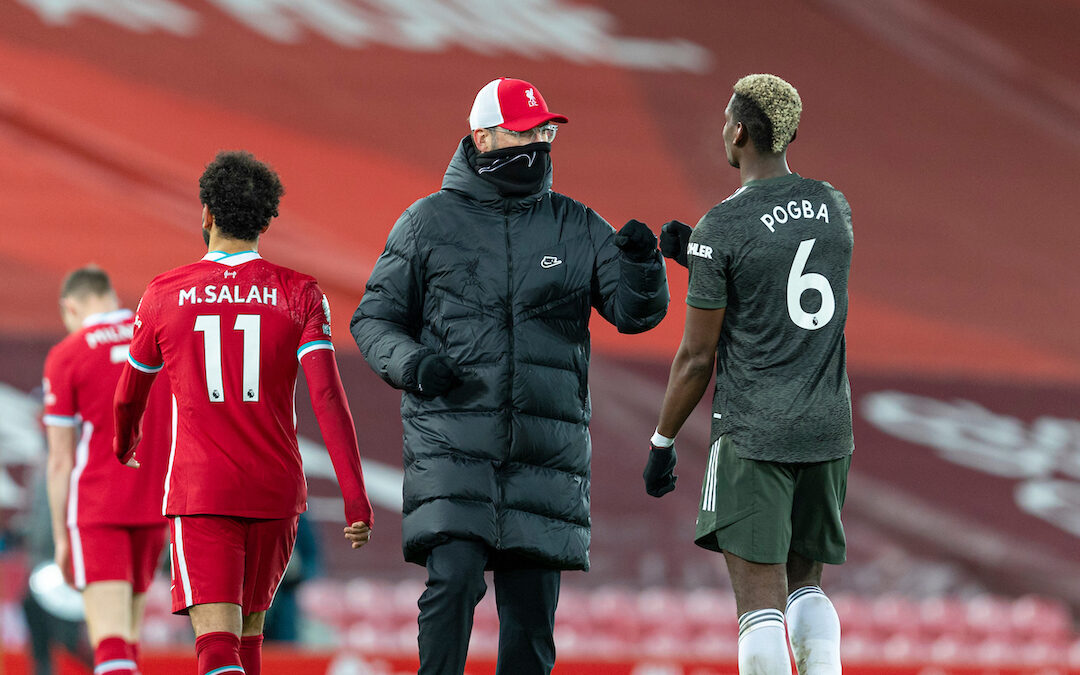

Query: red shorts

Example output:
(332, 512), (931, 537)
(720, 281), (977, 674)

(68, 523), (167, 593)
(169, 514), (298, 615)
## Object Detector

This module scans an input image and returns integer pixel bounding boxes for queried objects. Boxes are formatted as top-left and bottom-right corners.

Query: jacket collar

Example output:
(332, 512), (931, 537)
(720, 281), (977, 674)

(440, 136), (552, 211)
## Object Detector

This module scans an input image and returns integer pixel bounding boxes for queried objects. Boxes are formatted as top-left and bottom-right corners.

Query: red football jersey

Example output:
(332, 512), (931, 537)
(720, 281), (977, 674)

(127, 251), (335, 519)
(43, 310), (171, 527)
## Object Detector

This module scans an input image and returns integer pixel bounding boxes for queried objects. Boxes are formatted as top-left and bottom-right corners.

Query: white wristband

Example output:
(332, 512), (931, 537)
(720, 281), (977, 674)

(650, 428), (675, 448)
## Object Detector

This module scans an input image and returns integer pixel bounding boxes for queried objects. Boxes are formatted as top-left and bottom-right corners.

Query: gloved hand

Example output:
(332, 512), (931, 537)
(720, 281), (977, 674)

(659, 220), (693, 268)
(643, 443), (677, 497)
(414, 353), (461, 397)
(614, 219), (658, 262)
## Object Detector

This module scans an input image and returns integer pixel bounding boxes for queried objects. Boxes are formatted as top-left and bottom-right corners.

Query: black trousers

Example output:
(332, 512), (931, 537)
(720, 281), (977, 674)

(417, 538), (561, 675)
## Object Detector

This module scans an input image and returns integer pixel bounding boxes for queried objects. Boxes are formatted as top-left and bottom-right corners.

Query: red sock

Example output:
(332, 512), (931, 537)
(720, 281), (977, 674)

(94, 636), (136, 674)
(194, 631), (244, 675)
(239, 634), (264, 675)
(129, 642), (140, 674)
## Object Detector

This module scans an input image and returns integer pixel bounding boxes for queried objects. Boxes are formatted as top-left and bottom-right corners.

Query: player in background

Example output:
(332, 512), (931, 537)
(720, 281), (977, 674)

(113, 151), (374, 675)
(646, 74), (852, 675)
(44, 265), (172, 675)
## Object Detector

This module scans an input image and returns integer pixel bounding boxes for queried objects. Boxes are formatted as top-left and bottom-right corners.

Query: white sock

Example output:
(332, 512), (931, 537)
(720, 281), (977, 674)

(737, 608), (791, 675)
(786, 586), (841, 675)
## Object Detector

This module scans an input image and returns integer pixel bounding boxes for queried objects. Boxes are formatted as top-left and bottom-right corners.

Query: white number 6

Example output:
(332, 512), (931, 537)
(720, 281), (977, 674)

(787, 239), (834, 330)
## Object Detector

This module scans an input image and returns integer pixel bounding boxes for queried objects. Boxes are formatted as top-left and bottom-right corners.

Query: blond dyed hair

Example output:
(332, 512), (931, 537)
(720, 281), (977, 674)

(733, 74), (801, 154)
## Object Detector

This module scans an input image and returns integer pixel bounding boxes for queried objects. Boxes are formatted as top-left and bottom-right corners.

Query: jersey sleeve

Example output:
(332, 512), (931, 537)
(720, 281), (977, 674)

(127, 290), (164, 374)
(42, 348), (78, 427)
(296, 282), (335, 361)
(685, 213), (730, 310)
(301, 348), (373, 526)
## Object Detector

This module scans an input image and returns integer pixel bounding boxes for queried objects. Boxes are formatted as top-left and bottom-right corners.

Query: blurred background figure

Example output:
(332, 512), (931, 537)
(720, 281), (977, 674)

(263, 513), (322, 643)
(43, 266), (172, 675)
(20, 472), (93, 675)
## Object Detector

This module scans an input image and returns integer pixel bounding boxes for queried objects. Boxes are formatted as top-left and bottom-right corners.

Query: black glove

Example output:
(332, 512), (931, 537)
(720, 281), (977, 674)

(414, 353), (460, 397)
(613, 219), (658, 262)
(659, 220), (693, 268)
(643, 444), (677, 497)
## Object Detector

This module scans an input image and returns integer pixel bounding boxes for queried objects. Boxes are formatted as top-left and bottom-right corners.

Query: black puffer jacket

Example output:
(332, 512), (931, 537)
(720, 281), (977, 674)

(351, 138), (668, 569)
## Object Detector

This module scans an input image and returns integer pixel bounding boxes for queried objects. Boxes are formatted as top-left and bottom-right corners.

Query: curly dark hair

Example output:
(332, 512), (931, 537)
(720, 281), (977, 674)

(731, 94), (775, 155)
(198, 151), (285, 241)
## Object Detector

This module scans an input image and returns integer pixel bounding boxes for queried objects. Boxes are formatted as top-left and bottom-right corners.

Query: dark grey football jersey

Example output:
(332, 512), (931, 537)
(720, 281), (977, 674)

(687, 173), (854, 463)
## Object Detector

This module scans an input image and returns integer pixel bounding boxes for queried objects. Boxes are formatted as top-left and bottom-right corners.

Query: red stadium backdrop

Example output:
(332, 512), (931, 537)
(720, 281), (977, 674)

(3, 652), (1080, 675)
(2, 0), (1080, 670)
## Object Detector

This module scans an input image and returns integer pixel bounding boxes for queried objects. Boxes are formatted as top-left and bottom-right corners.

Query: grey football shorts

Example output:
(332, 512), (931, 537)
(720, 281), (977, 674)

(693, 436), (850, 565)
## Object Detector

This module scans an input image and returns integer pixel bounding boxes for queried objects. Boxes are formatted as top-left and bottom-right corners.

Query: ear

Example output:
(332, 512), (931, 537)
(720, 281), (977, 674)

(201, 204), (214, 229)
(59, 296), (80, 331)
(789, 128), (797, 144)
(472, 128), (493, 153)
(733, 121), (749, 147)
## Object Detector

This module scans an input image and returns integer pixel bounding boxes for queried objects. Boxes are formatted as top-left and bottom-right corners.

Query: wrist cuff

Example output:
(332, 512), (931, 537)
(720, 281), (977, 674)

(651, 428), (675, 447)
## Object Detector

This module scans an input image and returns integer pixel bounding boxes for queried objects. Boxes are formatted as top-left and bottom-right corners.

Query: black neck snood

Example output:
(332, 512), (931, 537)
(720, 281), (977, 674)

(473, 141), (551, 197)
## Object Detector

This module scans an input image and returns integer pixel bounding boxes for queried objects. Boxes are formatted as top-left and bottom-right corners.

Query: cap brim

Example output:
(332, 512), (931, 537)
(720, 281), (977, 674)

(500, 112), (569, 132)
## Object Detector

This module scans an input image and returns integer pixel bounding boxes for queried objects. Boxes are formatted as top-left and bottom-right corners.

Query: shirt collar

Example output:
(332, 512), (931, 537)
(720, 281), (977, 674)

(82, 308), (134, 328)
(744, 172), (801, 188)
(202, 250), (262, 267)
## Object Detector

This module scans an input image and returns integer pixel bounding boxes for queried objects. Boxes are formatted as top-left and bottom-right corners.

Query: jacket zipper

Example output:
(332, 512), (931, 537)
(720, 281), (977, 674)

(503, 211), (515, 466)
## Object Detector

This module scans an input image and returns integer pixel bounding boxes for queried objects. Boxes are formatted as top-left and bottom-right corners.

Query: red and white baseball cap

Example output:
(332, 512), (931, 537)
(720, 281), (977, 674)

(469, 77), (569, 132)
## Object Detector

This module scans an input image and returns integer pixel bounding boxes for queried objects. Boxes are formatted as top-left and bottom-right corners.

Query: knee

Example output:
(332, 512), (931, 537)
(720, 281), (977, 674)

(423, 543), (488, 607)
(430, 572), (485, 603)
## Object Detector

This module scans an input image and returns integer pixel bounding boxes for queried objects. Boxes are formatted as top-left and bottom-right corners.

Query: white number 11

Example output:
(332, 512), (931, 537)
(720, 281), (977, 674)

(194, 314), (261, 403)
